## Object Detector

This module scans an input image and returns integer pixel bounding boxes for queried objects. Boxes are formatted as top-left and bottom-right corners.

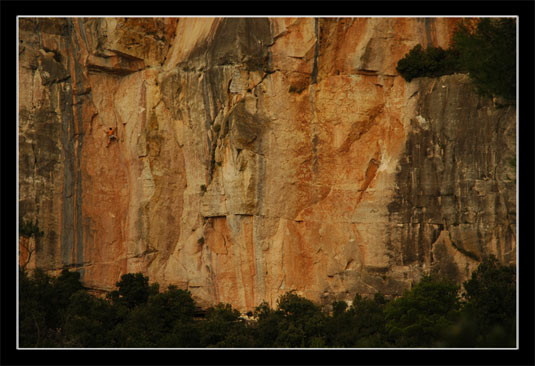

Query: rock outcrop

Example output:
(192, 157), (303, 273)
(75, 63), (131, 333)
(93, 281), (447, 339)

(18, 17), (516, 311)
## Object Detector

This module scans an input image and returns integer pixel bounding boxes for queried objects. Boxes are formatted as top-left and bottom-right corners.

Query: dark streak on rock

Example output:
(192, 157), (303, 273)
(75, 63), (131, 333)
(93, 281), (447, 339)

(311, 18), (319, 84)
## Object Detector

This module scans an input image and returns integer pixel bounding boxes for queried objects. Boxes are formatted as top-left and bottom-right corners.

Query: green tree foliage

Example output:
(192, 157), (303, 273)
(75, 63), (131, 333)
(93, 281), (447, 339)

(396, 18), (516, 102)
(198, 303), (254, 347)
(275, 292), (327, 347)
(396, 44), (461, 82)
(53, 269), (84, 309)
(460, 255), (516, 346)
(19, 268), (83, 347)
(436, 256), (516, 348)
(254, 292), (327, 347)
(149, 285), (196, 324)
(112, 305), (161, 347)
(453, 18), (516, 101)
(462, 255), (516, 330)
(19, 261), (516, 348)
(111, 285), (199, 347)
(323, 300), (356, 347)
(253, 301), (280, 347)
(62, 290), (118, 347)
(323, 294), (388, 347)
(384, 276), (460, 347)
(107, 273), (158, 309)
(19, 269), (48, 347)
(352, 293), (389, 347)
(331, 300), (348, 316)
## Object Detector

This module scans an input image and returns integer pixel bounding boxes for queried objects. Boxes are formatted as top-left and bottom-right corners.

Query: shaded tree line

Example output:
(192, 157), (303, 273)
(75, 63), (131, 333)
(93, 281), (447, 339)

(19, 256), (516, 348)
(396, 18), (516, 102)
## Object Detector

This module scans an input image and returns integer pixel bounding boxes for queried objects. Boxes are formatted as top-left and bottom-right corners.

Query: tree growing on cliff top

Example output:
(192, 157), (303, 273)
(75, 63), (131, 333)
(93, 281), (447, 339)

(107, 273), (159, 309)
(396, 18), (516, 103)
(452, 18), (516, 102)
(396, 44), (461, 82)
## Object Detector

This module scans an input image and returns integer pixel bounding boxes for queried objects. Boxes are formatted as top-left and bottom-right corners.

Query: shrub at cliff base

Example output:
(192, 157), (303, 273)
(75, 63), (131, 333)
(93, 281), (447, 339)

(18, 258), (516, 348)
(351, 293), (389, 347)
(62, 290), (117, 347)
(253, 292), (328, 347)
(462, 255), (516, 334)
(453, 18), (516, 102)
(19, 269), (48, 347)
(454, 255), (516, 347)
(19, 269), (84, 347)
(384, 276), (461, 347)
(436, 255), (516, 348)
(396, 45), (461, 82)
(274, 292), (328, 347)
(107, 272), (159, 309)
(110, 285), (199, 347)
(198, 303), (254, 347)
(323, 300), (355, 347)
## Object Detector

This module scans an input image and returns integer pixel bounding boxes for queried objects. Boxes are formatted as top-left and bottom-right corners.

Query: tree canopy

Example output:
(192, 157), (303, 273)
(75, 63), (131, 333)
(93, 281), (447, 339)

(19, 258), (516, 348)
(452, 18), (516, 102)
(396, 18), (516, 102)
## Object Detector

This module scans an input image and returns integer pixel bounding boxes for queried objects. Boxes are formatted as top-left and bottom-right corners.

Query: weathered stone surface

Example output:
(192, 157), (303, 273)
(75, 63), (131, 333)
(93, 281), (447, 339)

(388, 74), (516, 283)
(18, 17), (516, 311)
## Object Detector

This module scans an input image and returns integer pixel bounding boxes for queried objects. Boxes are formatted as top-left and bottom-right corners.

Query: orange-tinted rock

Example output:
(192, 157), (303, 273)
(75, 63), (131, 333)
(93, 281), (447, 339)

(18, 17), (516, 312)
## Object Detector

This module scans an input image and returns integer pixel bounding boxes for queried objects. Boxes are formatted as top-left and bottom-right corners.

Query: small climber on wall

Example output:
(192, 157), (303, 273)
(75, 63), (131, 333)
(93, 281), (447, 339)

(106, 127), (117, 147)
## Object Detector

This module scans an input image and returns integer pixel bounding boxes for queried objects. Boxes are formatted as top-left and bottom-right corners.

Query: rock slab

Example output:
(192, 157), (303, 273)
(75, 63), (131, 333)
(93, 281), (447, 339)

(18, 17), (516, 311)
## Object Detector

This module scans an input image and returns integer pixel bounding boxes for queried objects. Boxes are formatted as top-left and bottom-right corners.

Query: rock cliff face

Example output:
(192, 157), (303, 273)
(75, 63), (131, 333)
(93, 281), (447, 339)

(19, 17), (516, 311)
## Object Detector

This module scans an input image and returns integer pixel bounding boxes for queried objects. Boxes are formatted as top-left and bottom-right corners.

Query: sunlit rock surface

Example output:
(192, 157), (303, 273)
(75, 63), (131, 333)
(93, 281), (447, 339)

(18, 17), (516, 311)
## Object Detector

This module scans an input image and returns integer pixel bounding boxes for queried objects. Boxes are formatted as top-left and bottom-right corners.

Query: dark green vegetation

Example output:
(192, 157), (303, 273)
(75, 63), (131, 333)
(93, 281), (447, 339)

(19, 256), (516, 348)
(397, 18), (516, 102)
(19, 219), (44, 238)
(395, 45), (461, 82)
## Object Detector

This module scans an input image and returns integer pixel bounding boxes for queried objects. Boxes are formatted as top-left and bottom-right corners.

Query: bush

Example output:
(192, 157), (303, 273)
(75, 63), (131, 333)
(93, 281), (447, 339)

(62, 290), (117, 347)
(351, 293), (389, 347)
(19, 262), (515, 348)
(19, 268), (84, 347)
(452, 18), (516, 101)
(384, 276), (460, 347)
(199, 303), (252, 347)
(107, 273), (158, 309)
(396, 18), (516, 102)
(253, 301), (280, 347)
(108, 283), (199, 347)
(274, 292), (327, 347)
(19, 269), (49, 347)
(149, 285), (196, 324)
(253, 292), (328, 348)
(396, 44), (461, 82)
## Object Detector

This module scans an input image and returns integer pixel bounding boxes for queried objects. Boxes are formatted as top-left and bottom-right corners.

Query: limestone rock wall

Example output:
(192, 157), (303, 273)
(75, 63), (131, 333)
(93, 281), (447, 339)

(18, 17), (516, 311)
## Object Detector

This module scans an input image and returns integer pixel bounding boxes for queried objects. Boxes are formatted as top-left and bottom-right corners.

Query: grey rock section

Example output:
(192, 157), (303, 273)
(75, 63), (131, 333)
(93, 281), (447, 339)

(19, 21), (69, 270)
(388, 74), (516, 283)
(18, 18), (86, 271)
